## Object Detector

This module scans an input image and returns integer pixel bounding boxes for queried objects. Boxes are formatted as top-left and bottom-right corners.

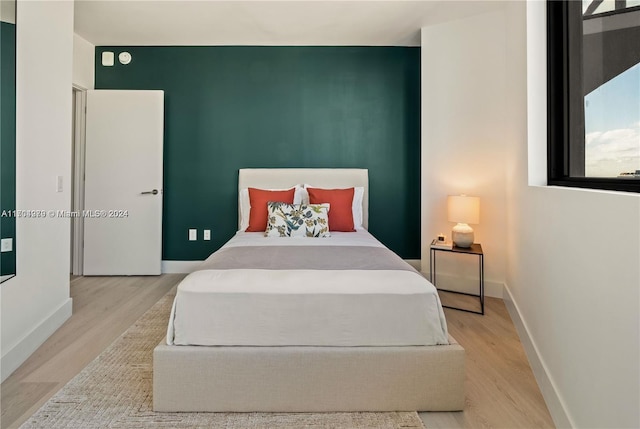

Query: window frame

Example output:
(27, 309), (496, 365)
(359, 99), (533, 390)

(547, 0), (640, 193)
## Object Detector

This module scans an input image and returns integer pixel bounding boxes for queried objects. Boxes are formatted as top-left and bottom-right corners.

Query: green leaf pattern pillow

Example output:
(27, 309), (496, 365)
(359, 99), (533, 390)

(265, 202), (331, 238)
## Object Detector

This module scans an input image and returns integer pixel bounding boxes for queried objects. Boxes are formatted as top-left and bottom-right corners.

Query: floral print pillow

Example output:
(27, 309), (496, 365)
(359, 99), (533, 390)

(265, 202), (331, 238)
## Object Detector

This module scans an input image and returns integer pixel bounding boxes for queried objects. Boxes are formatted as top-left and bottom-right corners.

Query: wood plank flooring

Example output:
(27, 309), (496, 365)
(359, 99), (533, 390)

(1, 275), (555, 429)
(420, 293), (555, 428)
(0, 274), (183, 429)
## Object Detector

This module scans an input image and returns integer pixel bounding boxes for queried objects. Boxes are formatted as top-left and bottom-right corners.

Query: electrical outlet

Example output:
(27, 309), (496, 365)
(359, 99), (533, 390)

(1, 238), (13, 252)
(188, 229), (197, 241)
(203, 230), (211, 241)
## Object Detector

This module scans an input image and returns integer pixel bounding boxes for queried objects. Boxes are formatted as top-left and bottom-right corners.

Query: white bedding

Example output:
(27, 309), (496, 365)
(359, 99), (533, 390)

(167, 230), (449, 347)
(224, 229), (384, 248)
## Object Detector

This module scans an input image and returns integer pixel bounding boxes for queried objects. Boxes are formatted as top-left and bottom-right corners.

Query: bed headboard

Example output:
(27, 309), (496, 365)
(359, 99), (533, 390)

(238, 168), (369, 229)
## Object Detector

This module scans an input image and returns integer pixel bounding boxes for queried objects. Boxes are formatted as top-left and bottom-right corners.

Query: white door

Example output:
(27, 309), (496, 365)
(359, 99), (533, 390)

(83, 90), (164, 275)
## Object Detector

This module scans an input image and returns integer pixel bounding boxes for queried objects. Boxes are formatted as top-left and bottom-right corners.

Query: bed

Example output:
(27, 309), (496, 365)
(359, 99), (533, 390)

(153, 168), (465, 412)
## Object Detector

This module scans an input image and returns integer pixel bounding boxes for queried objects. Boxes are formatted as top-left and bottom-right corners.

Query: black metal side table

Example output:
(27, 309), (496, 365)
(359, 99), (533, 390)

(429, 243), (484, 315)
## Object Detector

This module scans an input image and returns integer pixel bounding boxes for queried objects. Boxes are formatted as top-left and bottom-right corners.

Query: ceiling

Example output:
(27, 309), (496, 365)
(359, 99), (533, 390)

(74, 0), (506, 46)
(1, 0), (16, 24)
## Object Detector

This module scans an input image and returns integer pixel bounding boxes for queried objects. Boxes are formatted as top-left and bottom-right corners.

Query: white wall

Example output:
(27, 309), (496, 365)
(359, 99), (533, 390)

(422, 3), (639, 427)
(73, 33), (94, 89)
(420, 10), (508, 298)
(504, 2), (640, 428)
(0, 0), (74, 382)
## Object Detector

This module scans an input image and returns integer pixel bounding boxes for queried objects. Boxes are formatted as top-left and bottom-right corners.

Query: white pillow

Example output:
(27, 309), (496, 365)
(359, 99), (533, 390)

(302, 185), (364, 229)
(239, 185), (304, 231)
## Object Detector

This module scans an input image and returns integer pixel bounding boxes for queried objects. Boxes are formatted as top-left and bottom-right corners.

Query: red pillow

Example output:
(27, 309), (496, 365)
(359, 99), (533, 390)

(247, 188), (296, 232)
(307, 187), (355, 232)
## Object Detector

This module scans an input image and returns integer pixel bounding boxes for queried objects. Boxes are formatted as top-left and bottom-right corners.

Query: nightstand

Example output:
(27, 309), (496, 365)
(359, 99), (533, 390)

(429, 243), (484, 315)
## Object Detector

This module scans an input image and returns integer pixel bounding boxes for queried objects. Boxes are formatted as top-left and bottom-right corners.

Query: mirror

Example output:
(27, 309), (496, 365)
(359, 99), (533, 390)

(1, 0), (16, 283)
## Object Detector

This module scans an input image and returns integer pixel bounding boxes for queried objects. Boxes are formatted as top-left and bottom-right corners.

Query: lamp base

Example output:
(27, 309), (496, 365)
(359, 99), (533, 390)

(452, 223), (474, 248)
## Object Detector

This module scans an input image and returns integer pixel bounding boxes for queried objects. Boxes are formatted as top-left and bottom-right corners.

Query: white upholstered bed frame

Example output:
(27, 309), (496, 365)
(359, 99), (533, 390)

(237, 168), (370, 229)
(153, 168), (465, 412)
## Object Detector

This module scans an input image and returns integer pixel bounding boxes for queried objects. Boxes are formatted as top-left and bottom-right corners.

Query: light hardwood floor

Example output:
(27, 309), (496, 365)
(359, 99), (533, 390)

(1, 275), (555, 429)
(0, 274), (184, 429)
(420, 293), (555, 429)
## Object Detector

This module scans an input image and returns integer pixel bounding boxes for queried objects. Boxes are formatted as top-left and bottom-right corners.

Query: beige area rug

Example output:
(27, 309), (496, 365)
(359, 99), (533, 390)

(20, 291), (426, 429)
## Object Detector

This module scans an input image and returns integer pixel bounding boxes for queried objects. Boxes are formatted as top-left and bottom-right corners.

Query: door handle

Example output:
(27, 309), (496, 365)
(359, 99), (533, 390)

(141, 189), (159, 195)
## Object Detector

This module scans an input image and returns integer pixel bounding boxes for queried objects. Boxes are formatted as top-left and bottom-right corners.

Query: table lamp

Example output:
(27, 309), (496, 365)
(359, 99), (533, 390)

(447, 195), (480, 248)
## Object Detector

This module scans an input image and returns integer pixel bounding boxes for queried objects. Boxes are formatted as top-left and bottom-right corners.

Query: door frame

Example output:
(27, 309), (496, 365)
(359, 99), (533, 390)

(71, 85), (87, 275)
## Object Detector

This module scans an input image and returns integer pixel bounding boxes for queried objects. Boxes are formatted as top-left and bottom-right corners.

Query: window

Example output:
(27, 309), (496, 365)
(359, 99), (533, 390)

(547, 0), (640, 192)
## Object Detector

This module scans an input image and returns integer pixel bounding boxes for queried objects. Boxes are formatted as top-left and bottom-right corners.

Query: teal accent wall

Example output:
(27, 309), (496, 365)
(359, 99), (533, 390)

(95, 46), (421, 260)
(1, 21), (16, 276)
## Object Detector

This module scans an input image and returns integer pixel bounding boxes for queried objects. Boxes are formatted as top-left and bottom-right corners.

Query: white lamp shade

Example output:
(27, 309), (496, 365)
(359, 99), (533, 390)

(447, 195), (480, 224)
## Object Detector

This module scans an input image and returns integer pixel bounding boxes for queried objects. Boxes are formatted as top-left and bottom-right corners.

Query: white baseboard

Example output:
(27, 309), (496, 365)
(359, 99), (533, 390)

(420, 271), (504, 298)
(162, 260), (204, 274)
(1, 297), (73, 382)
(503, 284), (574, 428)
(404, 259), (421, 271)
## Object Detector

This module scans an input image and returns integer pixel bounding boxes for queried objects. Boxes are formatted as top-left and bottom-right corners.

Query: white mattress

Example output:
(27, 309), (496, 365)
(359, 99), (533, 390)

(167, 230), (449, 347)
